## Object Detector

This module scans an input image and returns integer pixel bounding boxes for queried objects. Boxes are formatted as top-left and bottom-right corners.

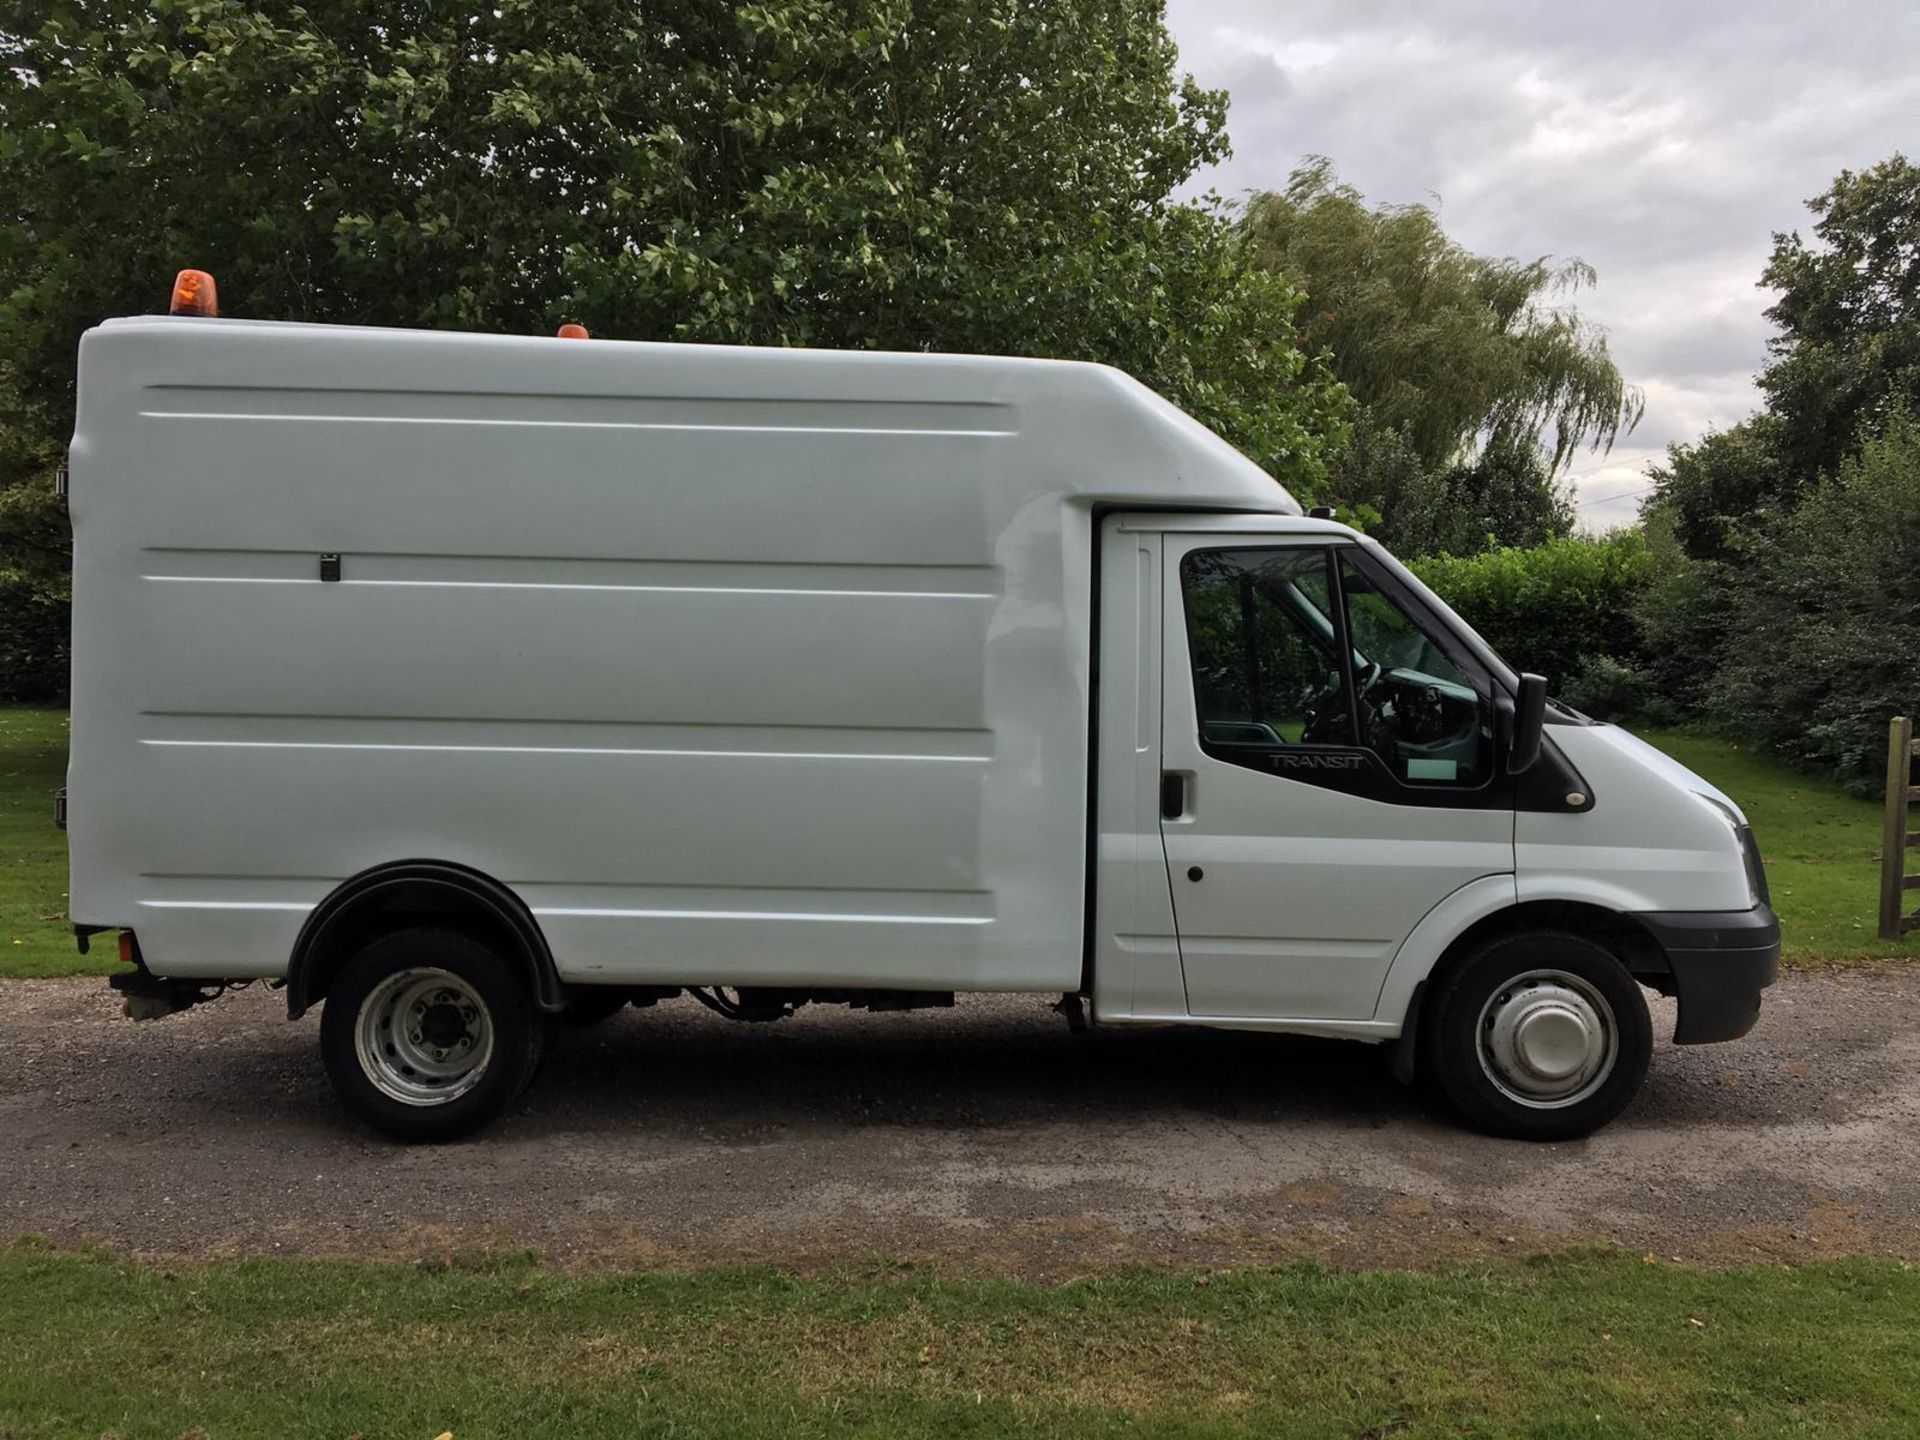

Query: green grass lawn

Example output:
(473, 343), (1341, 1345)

(2, 1245), (1918, 1438)
(2, 708), (1911, 978)
(0, 706), (72, 977)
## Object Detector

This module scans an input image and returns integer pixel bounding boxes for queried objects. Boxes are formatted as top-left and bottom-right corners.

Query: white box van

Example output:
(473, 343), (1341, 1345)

(64, 304), (1778, 1142)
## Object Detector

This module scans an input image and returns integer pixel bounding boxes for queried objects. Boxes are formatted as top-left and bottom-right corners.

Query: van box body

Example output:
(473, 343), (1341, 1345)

(65, 317), (1294, 993)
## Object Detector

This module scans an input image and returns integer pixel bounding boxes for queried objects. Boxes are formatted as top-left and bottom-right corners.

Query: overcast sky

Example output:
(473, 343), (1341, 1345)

(1163, 0), (1919, 527)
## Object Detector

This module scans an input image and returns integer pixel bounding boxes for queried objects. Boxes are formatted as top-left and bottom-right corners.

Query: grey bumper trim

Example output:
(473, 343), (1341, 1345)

(1639, 905), (1780, 1045)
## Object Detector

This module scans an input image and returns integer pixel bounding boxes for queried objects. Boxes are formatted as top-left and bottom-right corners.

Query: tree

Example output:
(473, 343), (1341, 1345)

(0, 0), (1349, 525)
(1638, 415), (1793, 565)
(1628, 504), (1734, 725)
(1431, 436), (1575, 553)
(1650, 156), (1919, 566)
(1709, 410), (1920, 791)
(1759, 154), (1920, 481)
(1635, 155), (1920, 756)
(1343, 423), (1573, 558)
(0, 396), (68, 701)
(1243, 158), (1641, 479)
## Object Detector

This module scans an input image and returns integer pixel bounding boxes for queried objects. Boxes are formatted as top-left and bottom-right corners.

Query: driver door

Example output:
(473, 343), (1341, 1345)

(1159, 536), (1514, 1021)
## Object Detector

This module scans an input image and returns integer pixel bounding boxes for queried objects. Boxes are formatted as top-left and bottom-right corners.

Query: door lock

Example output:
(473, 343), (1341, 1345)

(1187, 866), (1204, 882)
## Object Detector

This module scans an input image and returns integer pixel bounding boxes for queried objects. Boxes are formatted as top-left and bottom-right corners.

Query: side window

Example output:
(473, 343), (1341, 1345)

(1339, 553), (1494, 787)
(1180, 548), (1354, 754)
(1178, 544), (1499, 796)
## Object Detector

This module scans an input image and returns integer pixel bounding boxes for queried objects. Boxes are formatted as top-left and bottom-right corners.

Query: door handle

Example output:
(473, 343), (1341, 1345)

(1160, 771), (1187, 820)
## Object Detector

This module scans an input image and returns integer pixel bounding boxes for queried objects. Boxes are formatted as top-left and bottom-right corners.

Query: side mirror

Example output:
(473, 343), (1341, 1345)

(1505, 675), (1551, 779)
(1507, 673), (1549, 775)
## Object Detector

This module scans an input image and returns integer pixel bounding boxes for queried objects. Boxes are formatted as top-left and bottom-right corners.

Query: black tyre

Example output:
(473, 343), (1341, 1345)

(557, 986), (631, 1028)
(1422, 928), (1652, 1141)
(320, 927), (544, 1142)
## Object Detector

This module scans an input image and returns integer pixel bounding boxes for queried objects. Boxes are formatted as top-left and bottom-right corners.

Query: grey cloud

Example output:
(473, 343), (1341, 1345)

(1165, 0), (1920, 519)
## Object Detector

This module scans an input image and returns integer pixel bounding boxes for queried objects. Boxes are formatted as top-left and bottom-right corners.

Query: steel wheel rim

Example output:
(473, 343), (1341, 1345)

(354, 967), (494, 1107)
(1476, 968), (1618, 1110)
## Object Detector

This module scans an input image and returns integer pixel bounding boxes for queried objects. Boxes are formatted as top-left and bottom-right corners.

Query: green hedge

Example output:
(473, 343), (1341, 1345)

(0, 573), (70, 703)
(1410, 532), (1655, 711)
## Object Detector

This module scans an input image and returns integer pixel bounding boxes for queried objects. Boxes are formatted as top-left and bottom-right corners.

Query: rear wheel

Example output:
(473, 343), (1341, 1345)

(1423, 928), (1652, 1141)
(320, 927), (543, 1142)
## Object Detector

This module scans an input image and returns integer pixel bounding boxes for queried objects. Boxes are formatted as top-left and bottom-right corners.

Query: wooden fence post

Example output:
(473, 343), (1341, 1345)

(1882, 715), (1917, 941)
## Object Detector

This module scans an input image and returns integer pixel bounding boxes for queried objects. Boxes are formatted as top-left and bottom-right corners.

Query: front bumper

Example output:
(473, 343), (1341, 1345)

(1639, 905), (1781, 1044)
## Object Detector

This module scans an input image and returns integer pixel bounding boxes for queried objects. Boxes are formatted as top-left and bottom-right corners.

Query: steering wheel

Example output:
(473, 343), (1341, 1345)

(1299, 683), (1350, 744)
(1300, 659), (1388, 745)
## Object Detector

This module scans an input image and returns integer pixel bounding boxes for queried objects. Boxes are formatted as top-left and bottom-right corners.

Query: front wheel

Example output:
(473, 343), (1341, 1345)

(1423, 929), (1652, 1141)
(320, 927), (543, 1142)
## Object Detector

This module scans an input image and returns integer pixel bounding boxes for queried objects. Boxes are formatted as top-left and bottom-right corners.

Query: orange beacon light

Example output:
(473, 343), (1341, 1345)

(169, 269), (219, 317)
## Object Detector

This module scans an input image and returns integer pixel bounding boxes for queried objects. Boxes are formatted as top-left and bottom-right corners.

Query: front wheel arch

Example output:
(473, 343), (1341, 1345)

(1387, 898), (1670, 1087)
(1422, 899), (1670, 995)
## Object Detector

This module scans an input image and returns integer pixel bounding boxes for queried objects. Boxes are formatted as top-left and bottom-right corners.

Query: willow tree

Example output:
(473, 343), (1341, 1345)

(1244, 158), (1642, 478)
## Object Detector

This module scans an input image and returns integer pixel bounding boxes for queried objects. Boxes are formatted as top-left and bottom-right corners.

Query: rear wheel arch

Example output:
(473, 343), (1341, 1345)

(287, 861), (564, 1020)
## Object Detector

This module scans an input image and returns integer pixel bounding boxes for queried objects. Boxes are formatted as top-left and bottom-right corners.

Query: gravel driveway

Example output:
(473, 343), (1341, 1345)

(3, 968), (1916, 1273)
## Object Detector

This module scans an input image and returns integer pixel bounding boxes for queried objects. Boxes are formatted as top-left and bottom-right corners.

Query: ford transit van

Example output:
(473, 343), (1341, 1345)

(64, 301), (1778, 1141)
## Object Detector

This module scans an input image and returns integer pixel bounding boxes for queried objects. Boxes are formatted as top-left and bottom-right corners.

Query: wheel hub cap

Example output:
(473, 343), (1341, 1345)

(421, 1002), (467, 1049)
(354, 968), (494, 1108)
(1512, 1004), (1591, 1080)
(1477, 971), (1617, 1109)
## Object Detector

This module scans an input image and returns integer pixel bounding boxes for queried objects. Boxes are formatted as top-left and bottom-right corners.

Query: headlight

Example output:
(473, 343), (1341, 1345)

(1693, 792), (1768, 908)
